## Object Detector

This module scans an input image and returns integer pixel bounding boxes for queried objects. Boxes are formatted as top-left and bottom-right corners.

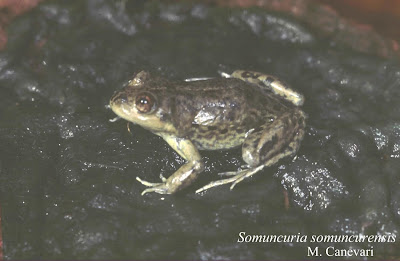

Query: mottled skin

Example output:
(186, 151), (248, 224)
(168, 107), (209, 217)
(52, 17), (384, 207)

(110, 70), (306, 195)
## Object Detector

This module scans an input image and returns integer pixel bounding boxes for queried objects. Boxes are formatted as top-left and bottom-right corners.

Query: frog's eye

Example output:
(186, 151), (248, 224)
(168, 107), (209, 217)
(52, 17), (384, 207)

(135, 93), (155, 113)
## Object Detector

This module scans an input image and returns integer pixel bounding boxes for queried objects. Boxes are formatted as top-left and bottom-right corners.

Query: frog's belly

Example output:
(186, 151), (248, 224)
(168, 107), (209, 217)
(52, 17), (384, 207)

(188, 124), (247, 150)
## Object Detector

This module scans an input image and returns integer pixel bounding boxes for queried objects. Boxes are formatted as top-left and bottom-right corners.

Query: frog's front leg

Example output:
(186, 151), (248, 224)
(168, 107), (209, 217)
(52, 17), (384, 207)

(196, 110), (305, 193)
(136, 134), (204, 195)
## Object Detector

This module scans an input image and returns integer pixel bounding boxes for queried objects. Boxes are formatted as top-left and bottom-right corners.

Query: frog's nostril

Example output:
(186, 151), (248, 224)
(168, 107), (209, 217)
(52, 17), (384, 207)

(111, 92), (128, 104)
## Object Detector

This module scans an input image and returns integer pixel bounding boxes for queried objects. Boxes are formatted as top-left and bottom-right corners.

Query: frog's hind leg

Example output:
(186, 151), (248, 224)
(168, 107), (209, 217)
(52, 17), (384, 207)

(231, 70), (304, 106)
(195, 142), (300, 193)
(196, 111), (305, 193)
(196, 165), (266, 193)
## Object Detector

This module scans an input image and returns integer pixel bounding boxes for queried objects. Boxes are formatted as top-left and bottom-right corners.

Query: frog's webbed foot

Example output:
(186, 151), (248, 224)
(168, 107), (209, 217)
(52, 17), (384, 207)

(136, 174), (169, 195)
(196, 165), (264, 193)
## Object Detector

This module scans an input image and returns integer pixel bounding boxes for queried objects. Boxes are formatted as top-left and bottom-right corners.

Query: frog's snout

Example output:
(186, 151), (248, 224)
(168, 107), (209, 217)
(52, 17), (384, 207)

(110, 91), (128, 107)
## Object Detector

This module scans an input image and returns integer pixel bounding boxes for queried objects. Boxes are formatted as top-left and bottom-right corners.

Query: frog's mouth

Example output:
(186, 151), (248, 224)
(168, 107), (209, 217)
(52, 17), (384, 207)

(110, 91), (134, 120)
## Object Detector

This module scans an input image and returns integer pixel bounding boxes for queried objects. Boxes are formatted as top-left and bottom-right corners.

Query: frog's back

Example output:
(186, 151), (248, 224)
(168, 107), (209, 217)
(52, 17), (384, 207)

(166, 78), (294, 150)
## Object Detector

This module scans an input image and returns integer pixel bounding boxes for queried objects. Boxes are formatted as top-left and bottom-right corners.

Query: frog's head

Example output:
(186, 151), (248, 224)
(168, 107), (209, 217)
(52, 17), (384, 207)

(110, 71), (176, 133)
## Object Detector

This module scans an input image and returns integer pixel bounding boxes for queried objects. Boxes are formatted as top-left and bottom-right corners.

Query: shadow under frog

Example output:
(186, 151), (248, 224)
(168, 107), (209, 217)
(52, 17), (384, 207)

(110, 70), (306, 195)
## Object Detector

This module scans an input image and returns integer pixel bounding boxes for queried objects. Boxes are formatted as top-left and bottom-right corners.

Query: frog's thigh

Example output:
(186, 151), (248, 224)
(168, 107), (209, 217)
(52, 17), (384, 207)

(242, 112), (304, 167)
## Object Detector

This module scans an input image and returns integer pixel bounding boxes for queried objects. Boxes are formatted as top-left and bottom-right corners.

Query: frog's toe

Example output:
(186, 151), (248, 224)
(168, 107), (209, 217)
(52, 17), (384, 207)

(196, 172), (246, 193)
(136, 173), (167, 186)
(159, 174), (167, 182)
(229, 172), (249, 190)
(196, 175), (239, 193)
(136, 176), (162, 187)
(140, 184), (170, 195)
(196, 165), (266, 193)
(136, 175), (175, 195)
(229, 165), (265, 190)
(218, 165), (250, 176)
(218, 170), (238, 176)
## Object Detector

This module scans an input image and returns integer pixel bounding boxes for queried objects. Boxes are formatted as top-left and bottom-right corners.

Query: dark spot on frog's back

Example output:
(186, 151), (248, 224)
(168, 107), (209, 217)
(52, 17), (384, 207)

(220, 128), (228, 134)
(207, 126), (217, 131)
(204, 131), (216, 140)
(265, 76), (275, 85)
(241, 71), (259, 79)
(227, 110), (237, 121)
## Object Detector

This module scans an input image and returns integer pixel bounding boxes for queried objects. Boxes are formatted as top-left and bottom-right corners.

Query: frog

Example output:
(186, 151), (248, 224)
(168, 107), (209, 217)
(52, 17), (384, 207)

(109, 70), (306, 195)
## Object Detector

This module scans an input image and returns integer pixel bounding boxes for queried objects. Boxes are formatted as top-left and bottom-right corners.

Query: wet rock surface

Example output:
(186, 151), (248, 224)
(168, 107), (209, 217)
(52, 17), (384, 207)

(0, 0), (399, 259)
